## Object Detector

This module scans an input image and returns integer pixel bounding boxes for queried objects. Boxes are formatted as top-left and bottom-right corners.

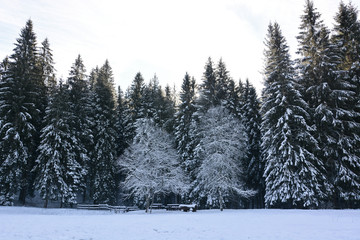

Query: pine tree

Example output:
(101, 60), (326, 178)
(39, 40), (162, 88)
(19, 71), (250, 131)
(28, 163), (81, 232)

(124, 72), (146, 142)
(0, 57), (10, 82)
(197, 57), (217, 111)
(297, 0), (355, 207)
(225, 78), (241, 117)
(141, 75), (163, 125)
(215, 58), (231, 105)
(262, 22), (330, 208)
(241, 79), (264, 208)
(34, 81), (82, 207)
(175, 73), (197, 174)
(115, 86), (128, 157)
(127, 72), (146, 121)
(91, 60), (118, 204)
(67, 55), (92, 201)
(0, 20), (44, 205)
(331, 2), (360, 207)
(39, 38), (56, 90)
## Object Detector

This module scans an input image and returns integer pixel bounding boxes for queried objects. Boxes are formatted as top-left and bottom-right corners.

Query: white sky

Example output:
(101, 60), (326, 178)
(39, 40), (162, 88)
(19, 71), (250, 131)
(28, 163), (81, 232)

(0, 0), (346, 93)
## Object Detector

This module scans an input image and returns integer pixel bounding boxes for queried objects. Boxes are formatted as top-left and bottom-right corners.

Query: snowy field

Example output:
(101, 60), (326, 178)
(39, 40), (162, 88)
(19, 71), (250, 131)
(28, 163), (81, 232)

(0, 207), (359, 240)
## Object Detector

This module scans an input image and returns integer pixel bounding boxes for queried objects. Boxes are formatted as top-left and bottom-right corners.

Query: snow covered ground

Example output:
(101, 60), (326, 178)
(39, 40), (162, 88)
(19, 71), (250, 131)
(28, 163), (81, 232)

(1, 207), (359, 240)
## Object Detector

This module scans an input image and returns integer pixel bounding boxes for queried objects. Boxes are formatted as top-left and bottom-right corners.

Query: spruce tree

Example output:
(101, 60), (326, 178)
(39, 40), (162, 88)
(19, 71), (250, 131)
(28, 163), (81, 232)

(115, 86), (128, 157)
(34, 81), (82, 207)
(242, 79), (264, 208)
(39, 38), (56, 90)
(197, 57), (217, 111)
(124, 72), (146, 142)
(215, 58), (231, 105)
(67, 55), (92, 201)
(331, 2), (360, 207)
(0, 20), (44, 205)
(262, 22), (329, 208)
(225, 78), (241, 118)
(91, 60), (118, 204)
(175, 73), (197, 174)
(297, 0), (356, 207)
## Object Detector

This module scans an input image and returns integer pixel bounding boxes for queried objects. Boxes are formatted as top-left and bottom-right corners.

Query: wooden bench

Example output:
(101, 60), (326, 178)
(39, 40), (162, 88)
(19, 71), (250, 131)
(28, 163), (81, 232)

(179, 204), (197, 212)
(166, 204), (180, 211)
(150, 203), (165, 209)
(77, 204), (139, 213)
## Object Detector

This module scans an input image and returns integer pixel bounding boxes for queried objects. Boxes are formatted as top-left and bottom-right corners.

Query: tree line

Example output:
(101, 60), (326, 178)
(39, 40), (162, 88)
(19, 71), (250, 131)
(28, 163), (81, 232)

(0, 0), (359, 209)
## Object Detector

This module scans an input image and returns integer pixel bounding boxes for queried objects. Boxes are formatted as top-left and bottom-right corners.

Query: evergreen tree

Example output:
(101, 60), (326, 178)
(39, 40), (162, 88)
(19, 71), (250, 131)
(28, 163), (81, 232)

(124, 72), (146, 142)
(197, 57), (217, 111)
(262, 22), (329, 208)
(162, 84), (176, 133)
(297, 0), (356, 207)
(225, 78), (241, 117)
(39, 38), (56, 90)
(67, 55), (92, 201)
(0, 20), (44, 205)
(142, 75), (163, 124)
(242, 79), (264, 208)
(115, 86), (128, 157)
(91, 60), (118, 204)
(127, 72), (146, 121)
(175, 73), (197, 174)
(331, 2), (360, 207)
(0, 57), (10, 82)
(34, 81), (83, 207)
(215, 58), (231, 105)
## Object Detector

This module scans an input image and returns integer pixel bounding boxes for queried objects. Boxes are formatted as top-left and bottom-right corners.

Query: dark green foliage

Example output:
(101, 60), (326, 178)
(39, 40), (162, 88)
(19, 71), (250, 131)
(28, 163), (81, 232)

(331, 2), (360, 207)
(241, 80), (264, 208)
(197, 57), (217, 111)
(91, 60), (118, 204)
(175, 73), (197, 174)
(0, 20), (45, 205)
(297, 0), (360, 208)
(34, 81), (83, 208)
(263, 22), (330, 208)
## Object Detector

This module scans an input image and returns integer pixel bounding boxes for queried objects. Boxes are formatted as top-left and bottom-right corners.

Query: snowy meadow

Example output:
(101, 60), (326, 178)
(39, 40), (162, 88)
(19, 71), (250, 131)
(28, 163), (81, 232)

(1, 207), (359, 240)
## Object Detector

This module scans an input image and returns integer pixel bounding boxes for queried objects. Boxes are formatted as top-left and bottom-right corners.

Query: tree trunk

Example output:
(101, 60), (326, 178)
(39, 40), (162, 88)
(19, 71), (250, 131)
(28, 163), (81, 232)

(219, 190), (224, 211)
(44, 197), (48, 208)
(18, 187), (27, 205)
(150, 192), (155, 214)
(145, 192), (151, 213)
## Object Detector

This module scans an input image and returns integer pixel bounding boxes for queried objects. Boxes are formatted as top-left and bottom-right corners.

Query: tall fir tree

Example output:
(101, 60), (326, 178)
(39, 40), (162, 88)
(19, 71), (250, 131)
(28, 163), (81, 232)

(34, 81), (83, 207)
(91, 60), (118, 204)
(197, 57), (217, 112)
(175, 73), (197, 175)
(331, 2), (360, 207)
(215, 58), (231, 106)
(0, 20), (45, 205)
(262, 22), (330, 208)
(0, 57), (10, 82)
(67, 55), (92, 201)
(225, 78), (241, 118)
(297, 0), (356, 207)
(115, 86), (128, 157)
(241, 79), (264, 208)
(39, 38), (56, 90)
(124, 72), (146, 142)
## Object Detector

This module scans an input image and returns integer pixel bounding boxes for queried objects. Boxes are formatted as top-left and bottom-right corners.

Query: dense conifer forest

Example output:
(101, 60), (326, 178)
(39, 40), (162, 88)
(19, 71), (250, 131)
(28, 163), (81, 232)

(0, 0), (359, 209)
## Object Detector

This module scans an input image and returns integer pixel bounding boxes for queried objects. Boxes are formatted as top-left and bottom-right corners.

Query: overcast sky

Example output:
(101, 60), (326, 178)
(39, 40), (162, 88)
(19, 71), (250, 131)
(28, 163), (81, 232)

(0, 0), (345, 93)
